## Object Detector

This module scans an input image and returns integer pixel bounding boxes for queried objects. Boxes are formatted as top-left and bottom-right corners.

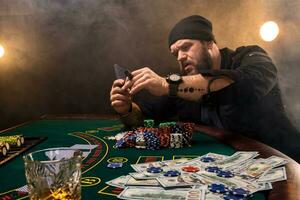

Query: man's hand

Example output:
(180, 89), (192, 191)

(130, 67), (168, 96)
(110, 79), (132, 114)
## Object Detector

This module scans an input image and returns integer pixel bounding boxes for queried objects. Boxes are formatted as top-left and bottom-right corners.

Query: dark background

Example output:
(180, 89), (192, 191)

(0, 0), (299, 130)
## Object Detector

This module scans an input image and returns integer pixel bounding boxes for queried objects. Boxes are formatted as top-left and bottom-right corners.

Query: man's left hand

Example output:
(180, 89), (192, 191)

(129, 67), (168, 96)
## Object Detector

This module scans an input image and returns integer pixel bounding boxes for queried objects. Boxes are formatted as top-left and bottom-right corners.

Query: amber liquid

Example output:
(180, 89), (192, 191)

(29, 185), (81, 200)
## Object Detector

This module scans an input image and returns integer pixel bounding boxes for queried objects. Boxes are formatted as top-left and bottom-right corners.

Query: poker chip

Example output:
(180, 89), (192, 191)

(181, 165), (200, 172)
(230, 188), (250, 197)
(146, 166), (163, 173)
(115, 138), (126, 148)
(223, 193), (246, 200)
(217, 170), (235, 178)
(107, 162), (123, 169)
(163, 170), (181, 177)
(144, 119), (154, 128)
(205, 166), (221, 173)
(200, 156), (215, 163)
(208, 183), (228, 194)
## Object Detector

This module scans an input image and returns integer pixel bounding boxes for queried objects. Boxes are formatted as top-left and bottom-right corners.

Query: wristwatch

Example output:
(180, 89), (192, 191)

(166, 73), (183, 97)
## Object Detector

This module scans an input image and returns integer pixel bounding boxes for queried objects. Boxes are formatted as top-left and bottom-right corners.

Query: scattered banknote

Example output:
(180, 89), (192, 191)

(106, 175), (130, 188)
(106, 151), (288, 199)
(257, 166), (287, 183)
(118, 187), (190, 200)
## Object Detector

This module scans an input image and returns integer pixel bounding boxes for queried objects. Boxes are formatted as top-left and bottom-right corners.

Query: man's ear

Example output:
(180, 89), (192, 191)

(207, 41), (214, 49)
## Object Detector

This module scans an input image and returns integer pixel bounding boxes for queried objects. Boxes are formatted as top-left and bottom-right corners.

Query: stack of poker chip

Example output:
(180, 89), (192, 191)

(0, 141), (8, 157)
(123, 132), (137, 147)
(114, 121), (195, 150)
(143, 131), (160, 150)
(0, 135), (24, 148)
(170, 133), (183, 148)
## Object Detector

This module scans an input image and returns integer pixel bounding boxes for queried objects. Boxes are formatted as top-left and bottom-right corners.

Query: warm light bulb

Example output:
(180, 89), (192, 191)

(260, 21), (279, 42)
(0, 44), (5, 58)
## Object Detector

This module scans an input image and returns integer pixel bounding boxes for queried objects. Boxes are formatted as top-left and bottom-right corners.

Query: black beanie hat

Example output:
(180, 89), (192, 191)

(168, 15), (215, 47)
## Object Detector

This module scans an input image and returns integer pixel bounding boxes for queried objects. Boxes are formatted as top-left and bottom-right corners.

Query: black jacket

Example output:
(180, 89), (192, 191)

(136, 45), (300, 162)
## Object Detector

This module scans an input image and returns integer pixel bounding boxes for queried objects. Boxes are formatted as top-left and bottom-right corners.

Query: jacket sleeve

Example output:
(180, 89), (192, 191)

(203, 46), (278, 105)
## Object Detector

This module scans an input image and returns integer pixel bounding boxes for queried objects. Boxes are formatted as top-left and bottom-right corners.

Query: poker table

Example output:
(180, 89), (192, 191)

(0, 115), (299, 200)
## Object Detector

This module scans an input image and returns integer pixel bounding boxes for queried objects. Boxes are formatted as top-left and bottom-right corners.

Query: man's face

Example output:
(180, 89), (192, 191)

(170, 39), (212, 75)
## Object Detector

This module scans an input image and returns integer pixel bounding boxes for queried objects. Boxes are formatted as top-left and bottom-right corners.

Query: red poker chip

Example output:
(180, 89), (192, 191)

(181, 165), (200, 172)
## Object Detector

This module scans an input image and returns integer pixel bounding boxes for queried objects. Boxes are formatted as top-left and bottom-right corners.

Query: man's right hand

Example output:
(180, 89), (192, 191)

(110, 79), (132, 114)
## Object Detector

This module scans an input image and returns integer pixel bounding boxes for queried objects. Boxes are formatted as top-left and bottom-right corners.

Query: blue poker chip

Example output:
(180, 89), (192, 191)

(223, 193), (246, 200)
(146, 166), (163, 173)
(115, 138), (126, 148)
(200, 156), (215, 163)
(208, 183), (228, 194)
(217, 170), (234, 178)
(205, 166), (221, 173)
(163, 170), (181, 177)
(230, 188), (250, 197)
(107, 162), (123, 169)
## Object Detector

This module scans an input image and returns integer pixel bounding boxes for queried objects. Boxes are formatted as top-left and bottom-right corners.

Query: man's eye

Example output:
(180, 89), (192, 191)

(181, 45), (190, 51)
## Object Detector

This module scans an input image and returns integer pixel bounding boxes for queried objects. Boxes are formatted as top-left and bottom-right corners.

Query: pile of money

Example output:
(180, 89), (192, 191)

(106, 151), (288, 200)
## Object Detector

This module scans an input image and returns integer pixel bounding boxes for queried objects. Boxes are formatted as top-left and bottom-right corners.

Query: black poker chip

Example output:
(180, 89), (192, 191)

(200, 156), (215, 163)
(163, 170), (181, 177)
(146, 166), (163, 173)
(205, 166), (221, 173)
(208, 183), (228, 194)
(217, 170), (234, 178)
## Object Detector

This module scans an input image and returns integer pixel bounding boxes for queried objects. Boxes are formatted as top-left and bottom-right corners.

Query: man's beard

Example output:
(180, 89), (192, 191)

(181, 46), (213, 75)
(195, 46), (213, 71)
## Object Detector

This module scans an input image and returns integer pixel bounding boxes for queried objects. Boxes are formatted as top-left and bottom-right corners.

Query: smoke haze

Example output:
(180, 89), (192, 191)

(0, 0), (299, 129)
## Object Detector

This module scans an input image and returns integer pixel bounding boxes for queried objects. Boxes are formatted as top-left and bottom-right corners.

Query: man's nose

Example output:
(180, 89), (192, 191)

(177, 51), (187, 62)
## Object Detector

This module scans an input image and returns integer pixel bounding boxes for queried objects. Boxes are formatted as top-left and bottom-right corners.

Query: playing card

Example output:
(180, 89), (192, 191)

(114, 64), (133, 80)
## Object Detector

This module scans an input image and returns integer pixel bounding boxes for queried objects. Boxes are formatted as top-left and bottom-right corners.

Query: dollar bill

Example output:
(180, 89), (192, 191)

(156, 173), (208, 188)
(257, 166), (287, 183)
(257, 182), (273, 191)
(118, 187), (189, 200)
(266, 156), (288, 167)
(180, 152), (229, 168)
(215, 151), (259, 169)
(131, 158), (190, 172)
(185, 185), (206, 200)
(125, 176), (160, 187)
(196, 171), (259, 193)
(106, 175), (130, 188)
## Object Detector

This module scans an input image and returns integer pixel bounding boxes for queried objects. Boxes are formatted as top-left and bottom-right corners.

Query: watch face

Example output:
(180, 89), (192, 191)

(170, 74), (181, 81)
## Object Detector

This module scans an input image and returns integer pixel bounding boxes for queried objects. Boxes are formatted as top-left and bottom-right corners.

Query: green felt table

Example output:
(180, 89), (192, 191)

(0, 115), (299, 200)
